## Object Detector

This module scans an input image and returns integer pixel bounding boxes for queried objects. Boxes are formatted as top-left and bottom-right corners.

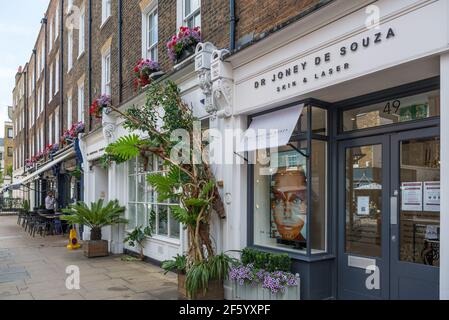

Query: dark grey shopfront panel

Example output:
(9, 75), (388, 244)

(389, 128), (440, 300)
(338, 136), (390, 300)
(338, 129), (440, 300)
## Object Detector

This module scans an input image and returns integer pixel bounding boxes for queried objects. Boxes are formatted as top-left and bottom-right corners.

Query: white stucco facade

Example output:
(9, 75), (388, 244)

(80, 0), (449, 299)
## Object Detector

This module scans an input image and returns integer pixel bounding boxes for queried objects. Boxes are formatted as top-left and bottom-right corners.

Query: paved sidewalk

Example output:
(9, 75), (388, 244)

(0, 215), (178, 300)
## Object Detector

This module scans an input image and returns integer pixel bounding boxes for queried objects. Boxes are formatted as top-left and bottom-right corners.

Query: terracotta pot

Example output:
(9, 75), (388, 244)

(178, 273), (224, 300)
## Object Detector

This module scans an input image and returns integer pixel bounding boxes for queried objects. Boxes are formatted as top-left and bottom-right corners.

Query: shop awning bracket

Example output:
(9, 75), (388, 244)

(288, 143), (310, 158)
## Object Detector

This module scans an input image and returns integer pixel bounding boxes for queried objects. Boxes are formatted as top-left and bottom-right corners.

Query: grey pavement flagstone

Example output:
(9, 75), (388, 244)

(0, 215), (178, 300)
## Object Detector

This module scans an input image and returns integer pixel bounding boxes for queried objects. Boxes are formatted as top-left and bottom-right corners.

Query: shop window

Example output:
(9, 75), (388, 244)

(251, 103), (328, 256)
(342, 90), (440, 132)
(127, 156), (180, 239)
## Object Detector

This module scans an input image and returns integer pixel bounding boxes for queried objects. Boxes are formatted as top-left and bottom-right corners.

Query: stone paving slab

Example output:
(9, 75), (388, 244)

(0, 215), (178, 300)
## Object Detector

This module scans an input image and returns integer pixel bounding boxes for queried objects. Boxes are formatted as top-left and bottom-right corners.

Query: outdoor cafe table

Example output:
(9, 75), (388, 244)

(38, 212), (65, 235)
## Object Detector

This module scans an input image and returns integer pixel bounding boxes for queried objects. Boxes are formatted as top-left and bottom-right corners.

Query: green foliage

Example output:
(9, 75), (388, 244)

(105, 134), (143, 163)
(185, 253), (235, 297)
(61, 199), (128, 231)
(161, 254), (187, 275)
(241, 248), (291, 272)
(69, 165), (83, 180)
(23, 200), (30, 212)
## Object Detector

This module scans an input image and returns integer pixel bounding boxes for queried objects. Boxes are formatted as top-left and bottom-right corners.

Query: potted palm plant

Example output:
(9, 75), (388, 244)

(61, 199), (128, 258)
(99, 81), (233, 299)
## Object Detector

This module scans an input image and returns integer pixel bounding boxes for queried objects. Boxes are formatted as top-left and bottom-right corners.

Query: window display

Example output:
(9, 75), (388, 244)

(252, 103), (328, 255)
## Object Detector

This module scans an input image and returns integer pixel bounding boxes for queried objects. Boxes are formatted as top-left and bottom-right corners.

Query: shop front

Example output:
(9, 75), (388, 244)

(214, 0), (448, 299)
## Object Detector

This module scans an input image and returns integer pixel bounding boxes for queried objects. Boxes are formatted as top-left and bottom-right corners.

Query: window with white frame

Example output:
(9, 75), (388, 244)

(55, 107), (60, 141)
(49, 18), (53, 51)
(102, 50), (111, 95)
(55, 54), (59, 93)
(182, 0), (201, 28)
(78, 6), (85, 56)
(49, 114), (53, 144)
(49, 63), (53, 101)
(144, 6), (158, 61)
(102, 0), (112, 24)
(32, 70), (35, 92)
(127, 156), (180, 239)
(67, 30), (73, 71)
(55, 4), (59, 40)
(30, 102), (34, 126)
(40, 45), (44, 75)
(67, 94), (72, 127)
(77, 83), (85, 123)
(40, 85), (44, 113)
(40, 125), (44, 152)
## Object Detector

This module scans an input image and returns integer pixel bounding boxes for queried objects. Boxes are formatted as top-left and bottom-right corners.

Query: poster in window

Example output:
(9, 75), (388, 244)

(270, 152), (307, 248)
(401, 182), (423, 211)
(424, 181), (440, 212)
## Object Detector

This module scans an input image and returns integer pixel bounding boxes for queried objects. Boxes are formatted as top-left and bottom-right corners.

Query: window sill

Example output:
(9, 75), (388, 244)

(100, 15), (112, 29)
(78, 51), (85, 60)
(124, 230), (181, 246)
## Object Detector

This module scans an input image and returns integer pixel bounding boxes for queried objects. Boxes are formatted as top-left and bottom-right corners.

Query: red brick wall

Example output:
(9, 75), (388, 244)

(235, 0), (323, 48)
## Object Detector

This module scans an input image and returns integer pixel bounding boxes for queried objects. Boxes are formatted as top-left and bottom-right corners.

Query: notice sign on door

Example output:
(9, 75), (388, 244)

(401, 182), (423, 211)
(357, 196), (370, 216)
(424, 181), (440, 212)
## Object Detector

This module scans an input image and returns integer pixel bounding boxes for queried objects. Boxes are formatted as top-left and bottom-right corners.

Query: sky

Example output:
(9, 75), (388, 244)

(0, 0), (50, 137)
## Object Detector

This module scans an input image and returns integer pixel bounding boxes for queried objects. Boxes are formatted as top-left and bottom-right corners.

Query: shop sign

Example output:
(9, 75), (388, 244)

(253, 28), (396, 94)
(234, 1), (448, 114)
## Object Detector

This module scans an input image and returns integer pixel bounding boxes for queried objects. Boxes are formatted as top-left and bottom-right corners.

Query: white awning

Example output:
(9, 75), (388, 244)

(14, 149), (75, 186)
(237, 104), (304, 153)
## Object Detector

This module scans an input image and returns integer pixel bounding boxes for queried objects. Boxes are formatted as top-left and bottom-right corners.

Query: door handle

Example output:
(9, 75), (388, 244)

(390, 190), (398, 225)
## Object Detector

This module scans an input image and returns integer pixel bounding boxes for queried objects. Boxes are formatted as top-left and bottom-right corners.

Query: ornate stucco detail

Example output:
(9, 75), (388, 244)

(210, 49), (233, 118)
(213, 79), (233, 118)
(198, 69), (215, 114)
(195, 42), (217, 115)
(102, 108), (116, 143)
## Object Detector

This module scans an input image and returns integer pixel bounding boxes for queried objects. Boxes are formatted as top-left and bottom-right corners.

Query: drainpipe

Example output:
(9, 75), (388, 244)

(229, 0), (236, 51)
(41, 17), (48, 148)
(88, 0), (92, 131)
(59, 0), (64, 135)
(32, 49), (37, 157)
(22, 71), (29, 174)
(118, 0), (123, 103)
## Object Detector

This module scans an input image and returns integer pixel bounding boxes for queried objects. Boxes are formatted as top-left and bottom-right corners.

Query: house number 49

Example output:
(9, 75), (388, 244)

(383, 100), (401, 115)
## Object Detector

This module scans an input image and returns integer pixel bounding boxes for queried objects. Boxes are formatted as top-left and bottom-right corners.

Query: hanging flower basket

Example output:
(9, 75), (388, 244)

(133, 59), (161, 92)
(167, 26), (201, 65)
(89, 95), (112, 119)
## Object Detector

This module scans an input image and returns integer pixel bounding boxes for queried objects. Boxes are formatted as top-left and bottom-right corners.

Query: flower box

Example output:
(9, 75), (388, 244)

(167, 26), (201, 65)
(134, 59), (161, 92)
(231, 275), (301, 300)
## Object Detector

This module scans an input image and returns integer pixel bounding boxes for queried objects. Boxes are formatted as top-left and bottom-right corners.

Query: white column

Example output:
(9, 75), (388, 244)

(440, 52), (449, 300)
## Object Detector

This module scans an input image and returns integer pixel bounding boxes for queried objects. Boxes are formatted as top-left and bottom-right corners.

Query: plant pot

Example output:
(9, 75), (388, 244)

(175, 46), (195, 65)
(150, 71), (165, 81)
(177, 273), (224, 300)
(84, 240), (109, 258)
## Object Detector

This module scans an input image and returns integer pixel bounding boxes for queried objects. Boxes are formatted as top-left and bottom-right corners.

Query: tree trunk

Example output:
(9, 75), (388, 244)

(90, 227), (102, 241)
